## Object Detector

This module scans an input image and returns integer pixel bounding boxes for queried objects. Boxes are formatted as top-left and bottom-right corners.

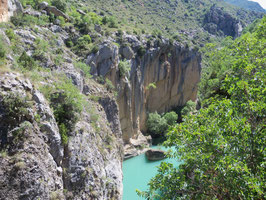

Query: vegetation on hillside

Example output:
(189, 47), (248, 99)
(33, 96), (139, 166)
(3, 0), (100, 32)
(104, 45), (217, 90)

(138, 16), (266, 200)
(225, 0), (265, 13)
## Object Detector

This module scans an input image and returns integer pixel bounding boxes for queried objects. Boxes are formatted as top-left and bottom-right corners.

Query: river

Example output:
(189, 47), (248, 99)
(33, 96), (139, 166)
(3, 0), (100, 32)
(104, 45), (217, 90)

(122, 147), (181, 200)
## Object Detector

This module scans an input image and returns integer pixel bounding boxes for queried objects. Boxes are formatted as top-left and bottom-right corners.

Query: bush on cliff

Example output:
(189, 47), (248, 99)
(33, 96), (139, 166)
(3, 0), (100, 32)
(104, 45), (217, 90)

(41, 78), (84, 145)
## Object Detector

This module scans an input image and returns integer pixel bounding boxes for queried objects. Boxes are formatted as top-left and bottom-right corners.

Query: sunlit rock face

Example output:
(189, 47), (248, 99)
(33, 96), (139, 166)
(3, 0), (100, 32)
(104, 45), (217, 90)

(87, 37), (201, 144)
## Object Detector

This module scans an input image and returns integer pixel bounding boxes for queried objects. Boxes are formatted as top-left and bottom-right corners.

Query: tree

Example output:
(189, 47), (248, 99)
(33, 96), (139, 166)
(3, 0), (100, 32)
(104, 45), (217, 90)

(51, 0), (67, 12)
(138, 16), (265, 200)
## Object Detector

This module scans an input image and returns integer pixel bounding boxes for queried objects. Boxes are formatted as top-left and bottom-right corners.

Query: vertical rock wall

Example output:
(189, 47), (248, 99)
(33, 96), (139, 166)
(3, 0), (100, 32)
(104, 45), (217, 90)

(87, 39), (201, 143)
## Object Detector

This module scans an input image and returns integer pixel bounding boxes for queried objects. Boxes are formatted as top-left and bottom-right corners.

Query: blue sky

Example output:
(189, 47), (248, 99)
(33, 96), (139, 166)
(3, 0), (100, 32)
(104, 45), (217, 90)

(249, 0), (266, 9)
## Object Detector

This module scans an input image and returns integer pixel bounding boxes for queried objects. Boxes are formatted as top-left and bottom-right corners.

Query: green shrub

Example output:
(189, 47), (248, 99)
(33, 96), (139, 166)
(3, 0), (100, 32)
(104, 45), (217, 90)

(18, 51), (37, 70)
(0, 36), (6, 60)
(137, 46), (146, 57)
(41, 79), (84, 145)
(147, 110), (178, 137)
(108, 16), (118, 28)
(181, 100), (196, 116)
(33, 38), (49, 59)
(20, 0), (49, 9)
(51, 0), (66, 12)
(118, 60), (131, 77)
(91, 45), (99, 54)
(72, 35), (92, 55)
(105, 79), (115, 92)
(1, 93), (32, 128)
(5, 29), (16, 42)
(163, 111), (178, 126)
(11, 14), (49, 27)
(146, 112), (168, 136)
(74, 62), (91, 78)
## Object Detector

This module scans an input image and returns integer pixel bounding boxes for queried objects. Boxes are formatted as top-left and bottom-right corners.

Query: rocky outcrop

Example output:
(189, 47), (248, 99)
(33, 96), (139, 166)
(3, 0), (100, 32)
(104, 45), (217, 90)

(145, 149), (166, 161)
(0, 72), (64, 199)
(204, 5), (243, 37)
(87, 36), (201, 145)
(0, 0), (23, 22)
(0, 22), (124, 198)
(38, 2), (70, 20)
(0, 71), (124, 200)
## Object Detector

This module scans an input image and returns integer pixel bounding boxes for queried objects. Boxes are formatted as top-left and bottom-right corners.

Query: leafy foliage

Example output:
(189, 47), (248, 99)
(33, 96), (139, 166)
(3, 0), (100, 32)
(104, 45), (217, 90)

(140, 16), (266, 200)
(74, 62), (91, 78)
(41, 78), (84, 145)
(0, 36), (6, 62)
(118, 60), (131, 77)
(147, 111), (178, 137)
(51, 0), (67, 12)
(181, 100), (196, 117)
(18, 51), (37, 70)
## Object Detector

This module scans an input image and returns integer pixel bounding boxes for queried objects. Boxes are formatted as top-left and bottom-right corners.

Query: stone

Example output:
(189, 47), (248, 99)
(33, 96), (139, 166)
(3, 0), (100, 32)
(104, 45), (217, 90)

(39, 1), (49, 10)
(94, 24), (102, 33)
(45, 6), (70, 20)
(77, 9), (86, 15)
(145, 149), (166, 161)
(50, 25), (63, 33)
(24, 7), (42, 17)
(120, 45), (134, 60)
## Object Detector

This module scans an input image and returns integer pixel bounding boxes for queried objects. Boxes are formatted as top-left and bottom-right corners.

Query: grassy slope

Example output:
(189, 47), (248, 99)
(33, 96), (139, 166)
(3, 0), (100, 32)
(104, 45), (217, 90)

(67, 0), (262, 46)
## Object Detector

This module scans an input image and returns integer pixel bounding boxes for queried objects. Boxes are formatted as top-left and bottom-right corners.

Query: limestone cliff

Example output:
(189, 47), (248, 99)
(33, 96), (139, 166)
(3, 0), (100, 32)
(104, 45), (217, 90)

(0, 23), (123, 199)
(0, 0), (22, 22)
(87, 35), (201, 144)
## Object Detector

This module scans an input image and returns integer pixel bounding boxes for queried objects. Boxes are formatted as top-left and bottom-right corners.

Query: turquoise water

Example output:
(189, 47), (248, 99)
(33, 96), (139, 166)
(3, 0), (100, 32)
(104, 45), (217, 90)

(122, 147), (181, 200)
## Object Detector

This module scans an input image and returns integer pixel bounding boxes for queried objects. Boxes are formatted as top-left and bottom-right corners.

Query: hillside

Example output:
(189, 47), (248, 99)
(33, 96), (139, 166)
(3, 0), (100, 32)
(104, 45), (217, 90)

(72, 0), (263, 43)
(225, 0), (265, 13)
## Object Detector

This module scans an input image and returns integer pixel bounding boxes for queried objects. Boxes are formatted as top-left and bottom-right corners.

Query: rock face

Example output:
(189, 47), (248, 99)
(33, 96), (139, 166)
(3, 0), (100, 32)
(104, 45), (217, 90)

(87, 37), (201, 144)
(145, 149), (166, 161)
(0, 72), (64, 199)
(0, 70), (123, 199)
(204, 5), (243, 38)
(0, 0), (23, 22)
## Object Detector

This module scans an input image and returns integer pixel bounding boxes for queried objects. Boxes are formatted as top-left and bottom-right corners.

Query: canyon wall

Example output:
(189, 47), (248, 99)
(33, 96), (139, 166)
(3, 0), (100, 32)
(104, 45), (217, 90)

(87, 35), (201, 144)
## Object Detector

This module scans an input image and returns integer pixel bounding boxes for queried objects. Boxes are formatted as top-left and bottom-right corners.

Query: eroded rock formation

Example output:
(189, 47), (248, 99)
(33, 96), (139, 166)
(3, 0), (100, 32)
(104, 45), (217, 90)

(204, 5), (243, 37)
(87, 36), (201, 144)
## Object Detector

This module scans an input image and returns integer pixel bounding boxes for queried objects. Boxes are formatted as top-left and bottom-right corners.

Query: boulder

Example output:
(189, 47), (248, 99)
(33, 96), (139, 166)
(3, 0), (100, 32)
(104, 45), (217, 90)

(145, 149), (166, 161)
(39, 1), (49, 10)
(45, 6), (70, 20)
(120, 45), (134, 60)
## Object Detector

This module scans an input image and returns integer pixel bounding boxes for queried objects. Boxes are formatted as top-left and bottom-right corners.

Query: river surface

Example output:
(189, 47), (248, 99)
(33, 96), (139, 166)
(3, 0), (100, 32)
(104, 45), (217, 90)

(122, 147), (181, 200)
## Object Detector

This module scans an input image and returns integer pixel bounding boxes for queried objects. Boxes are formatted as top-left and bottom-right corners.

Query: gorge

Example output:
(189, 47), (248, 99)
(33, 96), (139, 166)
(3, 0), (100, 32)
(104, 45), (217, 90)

(0, 0), (264, 199)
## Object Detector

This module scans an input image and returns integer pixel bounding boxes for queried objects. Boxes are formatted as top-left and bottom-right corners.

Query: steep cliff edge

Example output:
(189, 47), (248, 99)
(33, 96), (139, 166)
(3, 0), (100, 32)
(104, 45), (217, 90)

(0, 72), (123, 200)
(0, 22), (124, 199)
(87, 35), (201, 144)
